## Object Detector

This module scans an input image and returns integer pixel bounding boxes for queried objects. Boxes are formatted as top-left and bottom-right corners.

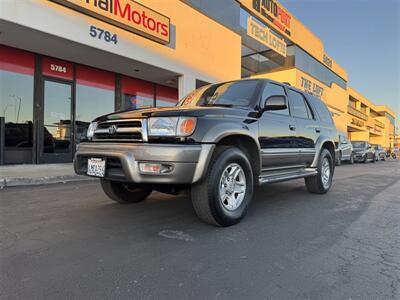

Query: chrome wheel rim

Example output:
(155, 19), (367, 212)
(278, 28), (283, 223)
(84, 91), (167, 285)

(321, 157), (331, 188)
(219, 163), (246, 211)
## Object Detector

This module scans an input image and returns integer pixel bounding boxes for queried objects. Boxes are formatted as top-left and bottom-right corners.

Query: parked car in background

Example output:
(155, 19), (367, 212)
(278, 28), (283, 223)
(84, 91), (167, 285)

(74, 79), (339, 226)
(351, 141), (375, 163)
(371, 144), (386, 161)
(336, 133), (354, 165)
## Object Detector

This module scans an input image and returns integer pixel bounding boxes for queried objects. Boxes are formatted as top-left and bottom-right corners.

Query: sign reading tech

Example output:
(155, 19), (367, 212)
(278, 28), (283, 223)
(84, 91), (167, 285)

(247, 17), (287, 57)
(49, 0), (170, 44)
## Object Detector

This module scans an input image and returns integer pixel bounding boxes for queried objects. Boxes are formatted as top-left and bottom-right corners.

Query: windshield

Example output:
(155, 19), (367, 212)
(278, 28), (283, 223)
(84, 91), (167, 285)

(351, 141), (366, 148)
(176, 80), (259, 108)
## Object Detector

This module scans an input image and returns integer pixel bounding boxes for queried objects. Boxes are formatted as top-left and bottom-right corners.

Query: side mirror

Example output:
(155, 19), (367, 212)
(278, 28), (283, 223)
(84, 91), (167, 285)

(264, 95), (287, 111)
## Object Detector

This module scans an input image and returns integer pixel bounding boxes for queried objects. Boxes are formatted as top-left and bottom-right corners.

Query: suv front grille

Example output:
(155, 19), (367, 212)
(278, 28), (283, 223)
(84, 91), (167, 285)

(93, 119), (147, 142)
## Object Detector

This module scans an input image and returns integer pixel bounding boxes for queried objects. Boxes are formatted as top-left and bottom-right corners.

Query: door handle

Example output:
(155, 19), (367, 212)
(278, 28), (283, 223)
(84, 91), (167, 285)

(289, 124), (296, 131)
(315, 128), (321, 133)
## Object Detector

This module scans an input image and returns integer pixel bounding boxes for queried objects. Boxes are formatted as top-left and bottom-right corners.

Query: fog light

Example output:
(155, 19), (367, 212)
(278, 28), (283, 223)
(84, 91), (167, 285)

(139, 163), (173, 174)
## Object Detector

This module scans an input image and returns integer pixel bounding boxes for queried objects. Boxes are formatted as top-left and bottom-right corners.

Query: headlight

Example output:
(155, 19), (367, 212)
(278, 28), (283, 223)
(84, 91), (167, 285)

(87, 122), (98, 139)
(148, 117), (196, 137)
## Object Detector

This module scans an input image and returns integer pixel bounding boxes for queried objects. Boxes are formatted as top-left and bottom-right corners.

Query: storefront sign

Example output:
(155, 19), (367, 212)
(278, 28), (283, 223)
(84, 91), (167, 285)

(49, 0), (170, 44)
(42, 57), (74, 80)
(299, 76), (324, 98)
(241, 0), (292, 36)
(247, 17), (287, 57)
(351, 118), (364, 128)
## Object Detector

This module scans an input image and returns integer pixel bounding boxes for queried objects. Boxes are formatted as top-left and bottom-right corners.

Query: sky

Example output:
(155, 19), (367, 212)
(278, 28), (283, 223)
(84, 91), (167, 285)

(279, 0), (400, 121)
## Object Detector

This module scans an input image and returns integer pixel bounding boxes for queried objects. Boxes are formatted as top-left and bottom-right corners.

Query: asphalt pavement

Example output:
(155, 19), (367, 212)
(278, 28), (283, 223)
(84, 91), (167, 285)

(1, 160), (399, 299)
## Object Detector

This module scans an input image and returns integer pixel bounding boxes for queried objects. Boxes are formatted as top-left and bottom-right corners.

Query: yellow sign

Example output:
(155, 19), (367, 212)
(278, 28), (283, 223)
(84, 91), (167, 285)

(49, 0), (170, 44)
(247, 17), (287, 57)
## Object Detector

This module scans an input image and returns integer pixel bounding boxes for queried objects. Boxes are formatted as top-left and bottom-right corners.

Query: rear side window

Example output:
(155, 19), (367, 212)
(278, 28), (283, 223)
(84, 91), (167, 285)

(309, 96), (334, 124)
(287, 89), (313, 119)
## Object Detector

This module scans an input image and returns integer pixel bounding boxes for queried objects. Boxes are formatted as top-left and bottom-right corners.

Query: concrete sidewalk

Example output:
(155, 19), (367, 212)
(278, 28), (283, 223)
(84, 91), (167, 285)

(0, 163), (95, 188)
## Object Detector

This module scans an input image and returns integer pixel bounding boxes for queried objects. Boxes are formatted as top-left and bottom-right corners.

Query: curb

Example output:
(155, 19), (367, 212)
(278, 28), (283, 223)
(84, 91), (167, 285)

(0, 175), (97, 188)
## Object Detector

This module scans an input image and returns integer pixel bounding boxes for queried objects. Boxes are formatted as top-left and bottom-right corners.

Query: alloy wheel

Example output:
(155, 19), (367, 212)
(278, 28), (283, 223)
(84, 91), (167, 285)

(219, 163), (246, 211)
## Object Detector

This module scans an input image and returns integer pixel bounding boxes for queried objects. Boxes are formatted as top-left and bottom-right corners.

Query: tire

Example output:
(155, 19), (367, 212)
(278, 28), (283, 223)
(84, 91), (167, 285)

(363, 154), (368, 163)
(336, 152), (342, 166)
(305, 148), (334, 194)
(348, 152), (354, 164)
(383, 156), (386, 161)
(372, 154), (376, 163)
(191, 147), (254, 227)
(100, 179), (152, 203)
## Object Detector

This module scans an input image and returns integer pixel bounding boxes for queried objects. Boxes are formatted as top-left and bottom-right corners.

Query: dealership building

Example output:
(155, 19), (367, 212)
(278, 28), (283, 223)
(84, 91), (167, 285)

(0, 0), (397, 164)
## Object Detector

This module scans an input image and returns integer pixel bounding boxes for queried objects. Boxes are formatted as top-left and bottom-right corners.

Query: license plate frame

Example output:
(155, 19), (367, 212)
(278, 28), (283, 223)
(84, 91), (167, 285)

(87, 158), (106, 177)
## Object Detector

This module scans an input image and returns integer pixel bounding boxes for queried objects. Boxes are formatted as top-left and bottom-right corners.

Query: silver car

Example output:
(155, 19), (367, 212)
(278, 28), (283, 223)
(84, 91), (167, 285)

(336, 133), (354, 165)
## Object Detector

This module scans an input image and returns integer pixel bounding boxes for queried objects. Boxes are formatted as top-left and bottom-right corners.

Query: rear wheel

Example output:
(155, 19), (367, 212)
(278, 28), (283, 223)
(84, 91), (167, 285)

(100, 179), (152, 203)
(191, 147), (254, 227)
(305, 148), (333, 194)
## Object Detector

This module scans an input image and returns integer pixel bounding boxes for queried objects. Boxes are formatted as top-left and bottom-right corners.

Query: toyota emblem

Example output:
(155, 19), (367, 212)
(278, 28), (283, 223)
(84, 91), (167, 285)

(108, 124), (118, 134)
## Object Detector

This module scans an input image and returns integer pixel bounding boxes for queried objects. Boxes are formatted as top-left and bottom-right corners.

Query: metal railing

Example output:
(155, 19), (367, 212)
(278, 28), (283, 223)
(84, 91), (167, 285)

(374, 119), (385, 128)
(347, 105), (368, 121)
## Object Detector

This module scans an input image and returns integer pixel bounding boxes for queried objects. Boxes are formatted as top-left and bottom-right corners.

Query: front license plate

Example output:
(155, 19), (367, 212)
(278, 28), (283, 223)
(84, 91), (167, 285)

(87, 158), (106, 177)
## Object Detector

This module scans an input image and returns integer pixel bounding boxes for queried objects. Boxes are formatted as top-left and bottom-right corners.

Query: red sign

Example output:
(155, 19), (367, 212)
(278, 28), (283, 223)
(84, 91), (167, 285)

(42, 57), (73, 80)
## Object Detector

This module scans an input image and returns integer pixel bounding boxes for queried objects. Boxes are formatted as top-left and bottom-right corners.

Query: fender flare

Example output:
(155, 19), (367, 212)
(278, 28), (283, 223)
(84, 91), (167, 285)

(311, 136), (336, 168)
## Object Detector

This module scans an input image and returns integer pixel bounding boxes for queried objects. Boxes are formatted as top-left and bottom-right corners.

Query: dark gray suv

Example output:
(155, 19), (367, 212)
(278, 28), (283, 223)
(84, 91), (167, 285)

(75, 79), (338, 226)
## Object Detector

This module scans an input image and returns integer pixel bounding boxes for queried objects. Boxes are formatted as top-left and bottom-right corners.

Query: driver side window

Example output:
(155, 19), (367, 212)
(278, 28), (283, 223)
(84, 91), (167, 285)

(261, 83), (289, 116)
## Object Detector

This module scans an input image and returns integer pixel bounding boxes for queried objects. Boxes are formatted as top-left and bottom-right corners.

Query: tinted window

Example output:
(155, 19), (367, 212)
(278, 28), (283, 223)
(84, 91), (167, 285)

(288, 89), (310, 119)
(261, 83), (288, 116)
(177, 80), (258, 107)
(75, 65), (115, 144)
(308, 96), (334, 124)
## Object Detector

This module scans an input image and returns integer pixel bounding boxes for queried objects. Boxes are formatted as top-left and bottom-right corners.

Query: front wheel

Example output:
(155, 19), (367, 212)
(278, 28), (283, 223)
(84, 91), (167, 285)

(336, 152), (342, 166)
(372, 154), (376, 163)
(100, 179), (152, 203)
(348, 152), (354, 164)
(191, 147), (254, 227)
(305, 148), (334, 194)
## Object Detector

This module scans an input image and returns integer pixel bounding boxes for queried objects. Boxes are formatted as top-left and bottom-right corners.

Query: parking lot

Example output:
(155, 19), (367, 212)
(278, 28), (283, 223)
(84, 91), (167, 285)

(1, 160), (399, 299)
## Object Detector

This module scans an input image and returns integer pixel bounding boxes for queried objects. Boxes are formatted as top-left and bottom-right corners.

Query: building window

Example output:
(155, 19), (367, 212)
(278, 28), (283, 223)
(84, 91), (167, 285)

(155, 85), (178, 107)
(122, 76), (154, 110)
(294, 46), (347, 89)
(75, 65), (115, 144)
(0, 46), (34, 156)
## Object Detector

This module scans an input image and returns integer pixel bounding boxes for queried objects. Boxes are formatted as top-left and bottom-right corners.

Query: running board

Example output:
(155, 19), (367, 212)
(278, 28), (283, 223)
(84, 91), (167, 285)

(258, 168), (318, 185)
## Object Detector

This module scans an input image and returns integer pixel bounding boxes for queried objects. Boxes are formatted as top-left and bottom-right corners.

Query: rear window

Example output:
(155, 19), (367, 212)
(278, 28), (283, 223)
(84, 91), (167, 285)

(352, 141), (366, 148)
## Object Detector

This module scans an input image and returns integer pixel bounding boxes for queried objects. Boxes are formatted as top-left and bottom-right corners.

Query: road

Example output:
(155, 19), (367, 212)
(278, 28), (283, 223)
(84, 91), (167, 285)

(1, 160), (399, 299)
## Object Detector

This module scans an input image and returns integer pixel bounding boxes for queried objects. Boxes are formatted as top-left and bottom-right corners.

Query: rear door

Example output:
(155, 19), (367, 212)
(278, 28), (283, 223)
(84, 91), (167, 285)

(286, 88), (319, 166)
(258, 82), (299, 170)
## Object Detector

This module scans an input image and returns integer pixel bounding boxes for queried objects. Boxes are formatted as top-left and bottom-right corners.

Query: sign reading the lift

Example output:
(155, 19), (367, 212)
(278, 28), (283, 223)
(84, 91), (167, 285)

(49, 0), (170, 44)
(247, 17), (287, 57)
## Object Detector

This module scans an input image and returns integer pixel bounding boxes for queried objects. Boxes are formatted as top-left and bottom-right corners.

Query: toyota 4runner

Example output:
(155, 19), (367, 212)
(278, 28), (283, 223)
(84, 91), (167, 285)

(74, 79), (338, 226)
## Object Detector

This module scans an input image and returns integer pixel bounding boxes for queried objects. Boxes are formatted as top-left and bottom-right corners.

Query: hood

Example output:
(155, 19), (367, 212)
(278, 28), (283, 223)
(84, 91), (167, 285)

(95, 106), (252, 122)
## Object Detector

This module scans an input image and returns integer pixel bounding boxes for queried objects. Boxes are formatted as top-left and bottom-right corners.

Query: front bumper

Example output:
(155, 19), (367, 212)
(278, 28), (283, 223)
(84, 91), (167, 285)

(74, 142), (215, 184)
(354, 152), (366, 161)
